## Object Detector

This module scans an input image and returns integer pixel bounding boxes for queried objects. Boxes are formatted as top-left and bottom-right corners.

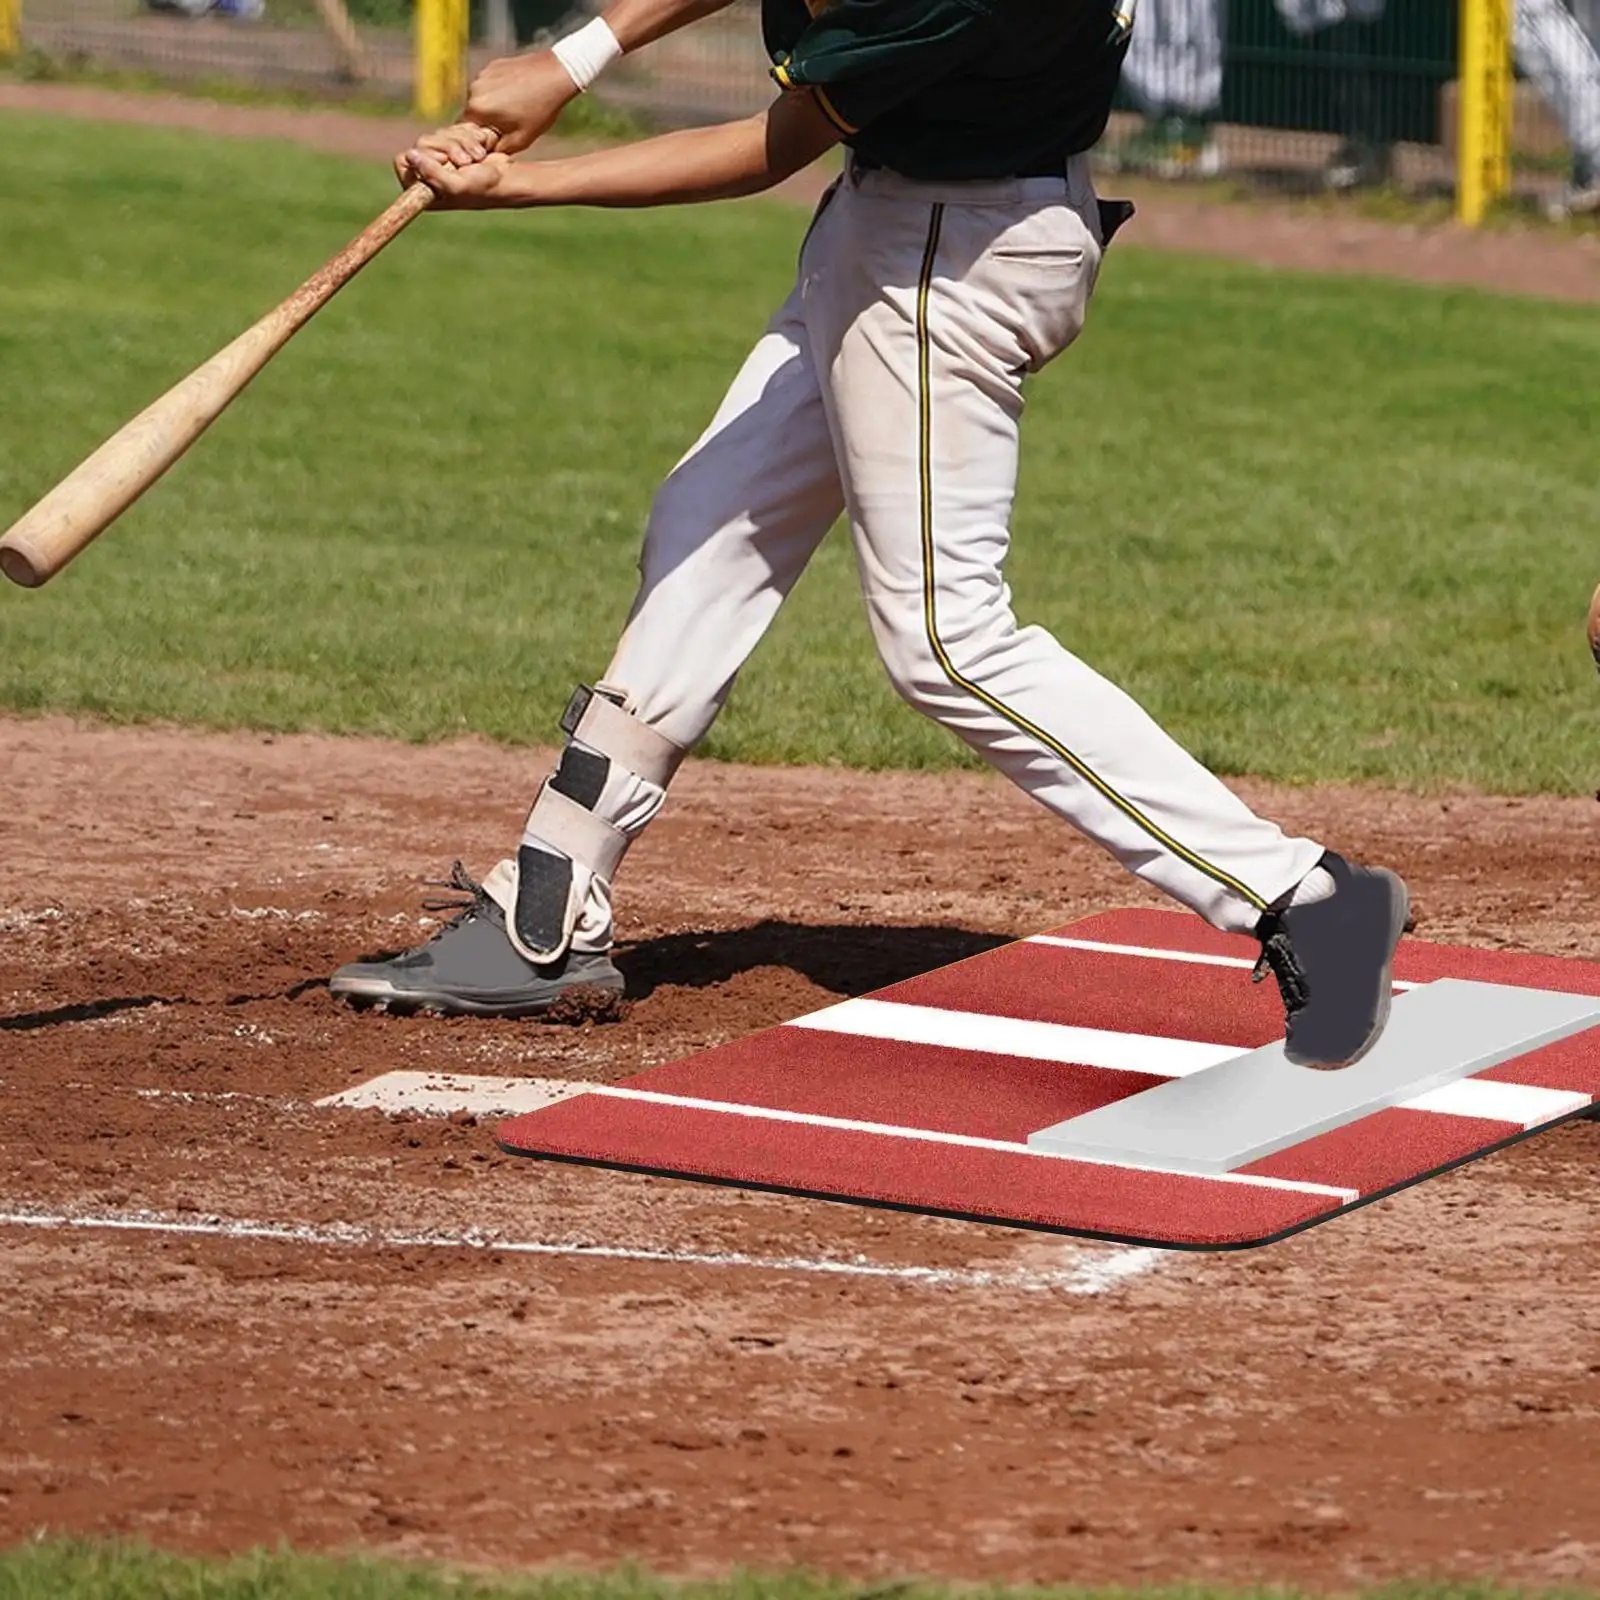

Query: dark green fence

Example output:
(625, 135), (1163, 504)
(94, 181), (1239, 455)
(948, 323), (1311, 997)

(1102, 0), (1597, 213)
(1221, 0), (1457, 145)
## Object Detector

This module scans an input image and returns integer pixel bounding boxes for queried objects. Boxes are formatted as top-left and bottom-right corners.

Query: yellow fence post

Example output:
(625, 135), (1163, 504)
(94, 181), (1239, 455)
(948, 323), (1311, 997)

(415, 0), (467, 121)
(1458, 0), (1513, 226)
(0, 0), (21, 63)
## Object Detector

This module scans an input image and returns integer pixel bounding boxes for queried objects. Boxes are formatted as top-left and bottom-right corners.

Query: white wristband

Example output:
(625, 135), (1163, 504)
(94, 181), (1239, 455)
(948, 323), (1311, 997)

(552, 16), (622, 92)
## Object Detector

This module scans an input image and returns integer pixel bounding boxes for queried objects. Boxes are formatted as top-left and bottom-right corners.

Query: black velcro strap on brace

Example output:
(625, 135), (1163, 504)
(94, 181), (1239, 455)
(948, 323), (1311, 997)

(559, 682), (625, 740)
(550, 742), (608, 809)
(514, 842), (573, 960)
(513, 683), (631, 961)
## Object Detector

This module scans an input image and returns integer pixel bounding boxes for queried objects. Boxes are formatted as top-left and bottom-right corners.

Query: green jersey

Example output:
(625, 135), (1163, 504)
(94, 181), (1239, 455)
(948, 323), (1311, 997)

(764, 0), (1132, 181)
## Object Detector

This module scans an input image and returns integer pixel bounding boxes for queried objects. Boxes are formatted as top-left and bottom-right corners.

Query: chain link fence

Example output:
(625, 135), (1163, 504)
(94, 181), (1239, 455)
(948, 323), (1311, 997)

(6, 0), (1598, 216)
(1102, 0), (1597, 214)
(14, 0), (414, 96)
(7, 0), (763, 108)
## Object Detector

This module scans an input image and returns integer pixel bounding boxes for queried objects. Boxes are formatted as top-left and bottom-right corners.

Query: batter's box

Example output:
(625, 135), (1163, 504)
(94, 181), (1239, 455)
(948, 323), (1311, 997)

(497, 910), (1600, 1249)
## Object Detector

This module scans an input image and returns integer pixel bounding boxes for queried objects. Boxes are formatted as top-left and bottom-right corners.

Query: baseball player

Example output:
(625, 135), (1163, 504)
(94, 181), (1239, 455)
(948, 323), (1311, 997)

(330, 0), (1411, 1069)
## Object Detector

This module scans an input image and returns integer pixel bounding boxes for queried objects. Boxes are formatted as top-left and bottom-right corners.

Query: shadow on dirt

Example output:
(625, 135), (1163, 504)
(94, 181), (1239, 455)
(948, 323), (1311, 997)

(614, 920), (1010, 1001)
(0, 979), (328, 1032)
(0, 994), (175, 1032)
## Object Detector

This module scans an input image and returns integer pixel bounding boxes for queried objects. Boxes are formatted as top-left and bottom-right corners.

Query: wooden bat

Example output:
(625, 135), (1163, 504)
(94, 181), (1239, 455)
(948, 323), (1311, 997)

(0, 181), (436, 590)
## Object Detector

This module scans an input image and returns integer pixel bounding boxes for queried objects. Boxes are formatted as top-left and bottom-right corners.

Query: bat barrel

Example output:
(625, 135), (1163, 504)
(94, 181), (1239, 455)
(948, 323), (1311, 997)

(0, 182), (435, 589)
(0, 542), (44, 589)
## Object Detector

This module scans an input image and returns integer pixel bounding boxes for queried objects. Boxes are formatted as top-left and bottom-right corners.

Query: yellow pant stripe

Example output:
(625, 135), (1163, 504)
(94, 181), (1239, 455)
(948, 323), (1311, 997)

(912, 204), (1267, 915)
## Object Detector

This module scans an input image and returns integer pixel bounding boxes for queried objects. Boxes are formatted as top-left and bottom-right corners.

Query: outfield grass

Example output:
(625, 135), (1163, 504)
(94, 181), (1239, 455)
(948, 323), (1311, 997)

(4, 1546), (1600, 1600)
(0, 113), (1595, 792)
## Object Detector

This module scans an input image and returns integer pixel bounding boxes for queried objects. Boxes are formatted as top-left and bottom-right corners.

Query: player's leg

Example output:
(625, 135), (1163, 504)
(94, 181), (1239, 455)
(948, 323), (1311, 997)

(1118, 0), (1226, 178)
(530, 282), (848, 962)
(330, 280), (845, 1015)
(808, 166), (1405, 1067)
(1516, 0), (1600, 217)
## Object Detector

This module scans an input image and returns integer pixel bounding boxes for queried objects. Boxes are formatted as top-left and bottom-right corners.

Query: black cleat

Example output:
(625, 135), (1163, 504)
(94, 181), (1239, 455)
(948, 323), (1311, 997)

(1252, 853), (1411, 1071)
(330, 863), (624, 1020)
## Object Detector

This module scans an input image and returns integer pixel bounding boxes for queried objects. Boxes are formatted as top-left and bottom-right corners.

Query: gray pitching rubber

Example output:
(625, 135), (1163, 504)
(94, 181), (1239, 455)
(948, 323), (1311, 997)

(1252, 852), (1411, 1070)
(330, 869), (623, 1019)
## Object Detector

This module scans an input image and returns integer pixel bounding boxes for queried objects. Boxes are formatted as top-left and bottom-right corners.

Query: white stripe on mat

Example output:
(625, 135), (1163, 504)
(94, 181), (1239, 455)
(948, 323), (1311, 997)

(321, 1070), (1352, 1200)
(577, 1083), (1359, 1201)
(1025, 934), (1421, 990)
(786, 995), (1588, 1129)
(1399, 1077), (1590, 1128)
(788, 997), (1241, 1077)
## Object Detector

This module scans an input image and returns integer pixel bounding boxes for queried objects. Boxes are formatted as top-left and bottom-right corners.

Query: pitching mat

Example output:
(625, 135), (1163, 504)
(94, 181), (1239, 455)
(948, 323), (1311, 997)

(497, 910), (1600, 1249)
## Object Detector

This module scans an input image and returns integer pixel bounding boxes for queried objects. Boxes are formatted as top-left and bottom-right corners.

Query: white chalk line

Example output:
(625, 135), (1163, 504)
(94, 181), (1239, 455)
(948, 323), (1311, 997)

(0, 1204), (1165, 1295)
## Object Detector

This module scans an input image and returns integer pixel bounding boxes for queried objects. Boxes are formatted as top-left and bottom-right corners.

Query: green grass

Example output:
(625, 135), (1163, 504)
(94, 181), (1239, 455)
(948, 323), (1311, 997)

(4, 1547), (1600, 1600)
(0, 113), (1595, 793)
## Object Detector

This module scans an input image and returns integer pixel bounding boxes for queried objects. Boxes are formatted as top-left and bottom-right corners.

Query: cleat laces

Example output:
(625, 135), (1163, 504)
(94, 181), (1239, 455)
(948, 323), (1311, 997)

(1252, 916), (1310, 1024)
(419, 861), (495, 931)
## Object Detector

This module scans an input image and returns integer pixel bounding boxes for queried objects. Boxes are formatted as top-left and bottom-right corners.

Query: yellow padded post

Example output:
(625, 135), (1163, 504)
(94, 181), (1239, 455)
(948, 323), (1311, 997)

(1458, 0), (1513, 226)
(0, 0), (21, 62)
(415, 0), (468, 121)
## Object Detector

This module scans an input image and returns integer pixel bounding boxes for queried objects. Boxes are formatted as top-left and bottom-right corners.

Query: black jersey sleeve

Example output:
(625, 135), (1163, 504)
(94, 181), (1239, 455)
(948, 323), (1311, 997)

(770, 0), (998, 135)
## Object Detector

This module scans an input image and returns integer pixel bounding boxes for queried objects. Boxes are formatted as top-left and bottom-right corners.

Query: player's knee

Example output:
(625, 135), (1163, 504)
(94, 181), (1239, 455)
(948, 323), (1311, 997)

(870, 591), (1033, 723)
(869, 601), (953, 719)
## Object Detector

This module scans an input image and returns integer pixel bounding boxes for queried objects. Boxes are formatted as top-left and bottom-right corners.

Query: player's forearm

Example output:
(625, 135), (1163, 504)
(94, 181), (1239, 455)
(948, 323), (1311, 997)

(506, 116), (779, 206)
(508, 94), (838, 208)
(406, 91), (839, 210)
(600, 0), (738, 53)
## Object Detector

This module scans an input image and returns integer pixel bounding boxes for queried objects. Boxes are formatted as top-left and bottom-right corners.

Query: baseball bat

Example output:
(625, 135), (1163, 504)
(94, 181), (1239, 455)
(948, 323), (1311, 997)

(0, 181), (435, 590)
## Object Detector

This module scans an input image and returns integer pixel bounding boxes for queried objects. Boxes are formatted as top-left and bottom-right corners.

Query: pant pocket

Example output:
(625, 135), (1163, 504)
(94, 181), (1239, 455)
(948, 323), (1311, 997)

(994, 245), (1098, 371)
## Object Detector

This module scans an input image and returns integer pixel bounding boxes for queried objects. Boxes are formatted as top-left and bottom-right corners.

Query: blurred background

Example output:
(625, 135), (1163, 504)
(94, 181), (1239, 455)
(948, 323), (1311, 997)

(4, 0), (1597, 221)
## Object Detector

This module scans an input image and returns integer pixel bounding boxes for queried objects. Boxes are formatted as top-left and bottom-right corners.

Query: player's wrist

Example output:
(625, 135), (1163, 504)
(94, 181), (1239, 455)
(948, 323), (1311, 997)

(498, 160), (562, 207)
(551, 16), (622, 92)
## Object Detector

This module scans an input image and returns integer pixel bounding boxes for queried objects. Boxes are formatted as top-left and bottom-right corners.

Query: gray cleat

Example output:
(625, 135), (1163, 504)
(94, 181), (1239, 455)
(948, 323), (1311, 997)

(330, 863), (625, 1020)
(1252, 852), (1411, 1071)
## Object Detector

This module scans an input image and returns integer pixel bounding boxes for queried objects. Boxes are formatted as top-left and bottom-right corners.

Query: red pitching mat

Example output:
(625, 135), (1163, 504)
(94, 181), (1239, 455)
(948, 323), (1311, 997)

(497, 911), (1600, 1249)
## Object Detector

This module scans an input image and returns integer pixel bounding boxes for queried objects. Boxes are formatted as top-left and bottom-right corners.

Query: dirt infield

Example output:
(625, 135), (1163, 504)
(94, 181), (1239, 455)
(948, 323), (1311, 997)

(4, 80), (1599, 303)
(1, 715), (1598, 1584)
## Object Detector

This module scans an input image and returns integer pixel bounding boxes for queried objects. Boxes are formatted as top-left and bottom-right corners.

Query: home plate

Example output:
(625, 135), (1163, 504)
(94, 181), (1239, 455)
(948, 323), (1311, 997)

(496, 910), (1600, 1250)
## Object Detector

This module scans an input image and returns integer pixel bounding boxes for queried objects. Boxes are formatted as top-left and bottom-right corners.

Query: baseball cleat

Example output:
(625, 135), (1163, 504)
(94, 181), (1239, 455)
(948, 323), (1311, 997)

(1252, 853), (1411, 1071)
(329, 863), (625, 1020)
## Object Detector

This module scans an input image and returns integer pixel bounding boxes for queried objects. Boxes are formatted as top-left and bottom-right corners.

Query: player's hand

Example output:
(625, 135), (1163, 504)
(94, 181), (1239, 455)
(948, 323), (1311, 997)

(399, 147), (517, 208)
(461, 51), (579, 155)
(392, 122), (498, 188)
